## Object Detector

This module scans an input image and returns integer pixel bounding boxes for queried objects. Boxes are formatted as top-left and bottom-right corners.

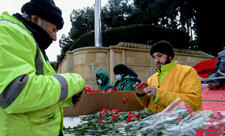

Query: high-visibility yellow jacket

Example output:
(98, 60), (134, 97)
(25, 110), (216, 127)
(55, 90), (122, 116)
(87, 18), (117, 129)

(136, 61), (202, 113)
(0, 12), (85, 136)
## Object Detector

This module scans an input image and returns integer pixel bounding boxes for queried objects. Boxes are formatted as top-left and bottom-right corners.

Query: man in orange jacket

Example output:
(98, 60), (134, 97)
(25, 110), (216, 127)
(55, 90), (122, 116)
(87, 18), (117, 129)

(135, 40), (202, 113)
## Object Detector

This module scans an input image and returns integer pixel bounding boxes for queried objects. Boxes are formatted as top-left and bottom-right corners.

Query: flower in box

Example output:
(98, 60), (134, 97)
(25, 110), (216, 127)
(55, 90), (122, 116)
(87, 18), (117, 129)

(122, 97), (128, 104)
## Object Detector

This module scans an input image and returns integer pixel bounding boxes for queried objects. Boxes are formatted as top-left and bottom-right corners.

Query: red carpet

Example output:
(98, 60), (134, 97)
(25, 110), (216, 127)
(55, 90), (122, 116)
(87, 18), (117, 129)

(202, 87), (225, 111)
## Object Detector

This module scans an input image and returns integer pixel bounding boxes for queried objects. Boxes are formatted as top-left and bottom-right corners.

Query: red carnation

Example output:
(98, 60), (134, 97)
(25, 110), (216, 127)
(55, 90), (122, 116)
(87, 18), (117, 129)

(177, 118), (182, 123)
(105, 90), (109, 92)
(139, 82), (148, 88)
(123, 98), (128, 104)
(112, 109), (119, 114)
(113, 88), (118, 92)
(83, 86), (92, 92)
(98, 111), (104, 116)
(102, 108), (108, 113)
(127, 113), (140, 122)
(98, 120), (104, 124)
(82, 116), (87, 120)
(112, 114), (118, 120)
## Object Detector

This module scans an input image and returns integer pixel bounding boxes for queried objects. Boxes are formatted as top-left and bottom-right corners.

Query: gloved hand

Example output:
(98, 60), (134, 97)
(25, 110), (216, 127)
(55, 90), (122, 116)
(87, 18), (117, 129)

(208, 82), (221, 89)
(72, 90), (83, 104)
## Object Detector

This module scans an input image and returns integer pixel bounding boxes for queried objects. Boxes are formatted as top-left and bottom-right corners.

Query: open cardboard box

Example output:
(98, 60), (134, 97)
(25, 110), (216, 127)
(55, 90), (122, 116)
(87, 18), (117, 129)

(63, 91), (144, 116)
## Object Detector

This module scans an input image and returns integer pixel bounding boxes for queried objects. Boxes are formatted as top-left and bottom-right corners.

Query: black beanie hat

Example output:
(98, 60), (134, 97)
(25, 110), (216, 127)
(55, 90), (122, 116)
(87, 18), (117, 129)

(150, 40), (174, 59)
(21, 0), (64, 30)
(113, 64), (129, 75)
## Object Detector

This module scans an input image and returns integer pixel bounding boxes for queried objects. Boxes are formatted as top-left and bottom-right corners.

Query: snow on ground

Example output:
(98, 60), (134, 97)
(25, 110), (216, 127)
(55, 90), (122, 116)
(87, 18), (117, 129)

(63, 116), (81, 136)
(63, 116), (81, 128)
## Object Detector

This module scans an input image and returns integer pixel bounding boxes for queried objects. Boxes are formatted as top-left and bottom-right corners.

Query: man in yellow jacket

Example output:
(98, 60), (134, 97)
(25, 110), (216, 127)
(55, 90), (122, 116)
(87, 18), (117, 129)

(0, 0), (84, 135)
(135, 40), (202, 113)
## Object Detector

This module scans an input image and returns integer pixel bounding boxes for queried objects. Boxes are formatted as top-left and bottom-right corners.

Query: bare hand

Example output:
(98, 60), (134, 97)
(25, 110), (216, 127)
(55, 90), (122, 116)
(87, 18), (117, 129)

(143, 86), (156, 97)
(133, 82), (145, 95)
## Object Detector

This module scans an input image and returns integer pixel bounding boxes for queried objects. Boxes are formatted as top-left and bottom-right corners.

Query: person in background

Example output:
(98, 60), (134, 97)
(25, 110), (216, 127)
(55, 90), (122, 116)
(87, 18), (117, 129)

(96, 68), (114, 91)
(113, 64), (141, 91)
(134, 40), (202, 113)
(208, 47), (225, 89)
(0, 0), (84, 135)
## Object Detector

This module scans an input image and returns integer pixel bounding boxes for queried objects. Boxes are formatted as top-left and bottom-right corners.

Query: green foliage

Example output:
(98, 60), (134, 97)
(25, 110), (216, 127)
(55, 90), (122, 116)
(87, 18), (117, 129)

(69, 24), (190, 51)
(130, 0), (180, 28)
(102, 24), (190, 48)
(69, 31), (94, 50)
(70, 7), (95, 40)
(102, 0), (134, 28)
(57, 34), (73, 64)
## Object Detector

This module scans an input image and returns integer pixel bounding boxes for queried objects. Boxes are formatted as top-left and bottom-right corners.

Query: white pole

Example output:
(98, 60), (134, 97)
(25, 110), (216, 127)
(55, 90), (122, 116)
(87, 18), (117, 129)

(94, 0), (103, 47)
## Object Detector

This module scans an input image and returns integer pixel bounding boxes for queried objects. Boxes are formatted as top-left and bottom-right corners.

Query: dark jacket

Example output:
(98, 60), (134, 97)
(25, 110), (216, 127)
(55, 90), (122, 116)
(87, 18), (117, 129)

(96, 69), (114, 91)
(213, 48), (225, 83)
(114, 75), (136, 91)
(114, 68), (141, 91)
(216, 47), (225, 73)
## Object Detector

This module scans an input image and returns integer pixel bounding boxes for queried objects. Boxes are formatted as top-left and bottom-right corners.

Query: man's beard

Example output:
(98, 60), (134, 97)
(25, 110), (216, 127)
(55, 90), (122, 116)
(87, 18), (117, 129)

(158, 57), (171, 69)
(164, 57), (172, 65)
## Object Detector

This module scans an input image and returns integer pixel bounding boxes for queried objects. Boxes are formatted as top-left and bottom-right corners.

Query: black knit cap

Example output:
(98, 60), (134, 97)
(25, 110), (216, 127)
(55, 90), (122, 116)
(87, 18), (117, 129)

(150, 40), (174, 59)
(113, 64), (129, 75)
(21, 0), (64, 30)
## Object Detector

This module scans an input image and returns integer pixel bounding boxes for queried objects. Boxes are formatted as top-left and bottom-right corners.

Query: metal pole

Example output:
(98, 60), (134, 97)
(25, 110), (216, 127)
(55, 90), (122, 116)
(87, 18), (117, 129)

(92, 62), (95, 90)
(89, 64), (92, 87)
(150, 57), (154, 75)
(94, 0), (102, 47)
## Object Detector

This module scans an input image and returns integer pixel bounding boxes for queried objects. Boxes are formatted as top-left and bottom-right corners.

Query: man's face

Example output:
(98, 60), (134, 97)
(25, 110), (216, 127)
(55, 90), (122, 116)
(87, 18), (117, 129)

(32, 16), (58, 41)
(39, 19), (58, 41)
(152, 52), (172, 69)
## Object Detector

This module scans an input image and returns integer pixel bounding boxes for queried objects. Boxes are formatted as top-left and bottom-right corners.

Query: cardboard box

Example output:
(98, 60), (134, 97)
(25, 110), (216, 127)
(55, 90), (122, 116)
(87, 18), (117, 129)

(63, 91), (144, 116)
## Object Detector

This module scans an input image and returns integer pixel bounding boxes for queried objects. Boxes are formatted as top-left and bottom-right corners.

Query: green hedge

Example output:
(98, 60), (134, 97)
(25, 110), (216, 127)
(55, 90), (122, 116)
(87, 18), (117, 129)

(70, 24), (190, 51)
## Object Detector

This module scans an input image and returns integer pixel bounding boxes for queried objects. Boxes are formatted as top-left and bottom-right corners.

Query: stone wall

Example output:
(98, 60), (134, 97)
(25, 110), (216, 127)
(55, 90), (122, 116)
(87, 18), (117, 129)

(58, 42), (215, 89)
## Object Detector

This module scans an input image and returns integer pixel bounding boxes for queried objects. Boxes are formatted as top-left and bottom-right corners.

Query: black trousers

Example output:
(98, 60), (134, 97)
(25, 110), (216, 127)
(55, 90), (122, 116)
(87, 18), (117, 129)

(59, 131), (63, 136)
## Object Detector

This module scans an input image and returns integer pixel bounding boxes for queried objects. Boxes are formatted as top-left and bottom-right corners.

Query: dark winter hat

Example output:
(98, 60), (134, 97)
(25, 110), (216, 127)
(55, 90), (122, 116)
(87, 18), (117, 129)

(150, 40), (174, 59)
(21, 0), (64, 30)
(113, 64), (129, 75)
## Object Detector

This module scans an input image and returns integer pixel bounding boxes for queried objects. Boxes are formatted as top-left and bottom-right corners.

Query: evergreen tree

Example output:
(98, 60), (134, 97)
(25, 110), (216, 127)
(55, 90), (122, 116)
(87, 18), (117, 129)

(54, 0), (224, 69)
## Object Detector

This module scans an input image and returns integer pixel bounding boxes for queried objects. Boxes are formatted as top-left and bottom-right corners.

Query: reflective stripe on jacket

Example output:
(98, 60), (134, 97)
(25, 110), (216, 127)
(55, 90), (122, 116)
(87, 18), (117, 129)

(136, 63), (202, 113)
(0, 12), (85, 136)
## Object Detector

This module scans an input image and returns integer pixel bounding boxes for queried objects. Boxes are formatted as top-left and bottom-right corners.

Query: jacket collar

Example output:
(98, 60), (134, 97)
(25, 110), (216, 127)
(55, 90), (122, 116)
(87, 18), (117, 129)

(13, 13), (52, 59)
(161, 60), (177, 72)
(155, 61), (177, 73)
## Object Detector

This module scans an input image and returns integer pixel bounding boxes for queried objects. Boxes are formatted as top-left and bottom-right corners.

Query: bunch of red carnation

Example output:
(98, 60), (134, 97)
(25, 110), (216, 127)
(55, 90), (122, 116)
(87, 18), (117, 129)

(127, 112), (140, 122)
(83, 86), (118, 93)
(66, 108), (153, 135)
